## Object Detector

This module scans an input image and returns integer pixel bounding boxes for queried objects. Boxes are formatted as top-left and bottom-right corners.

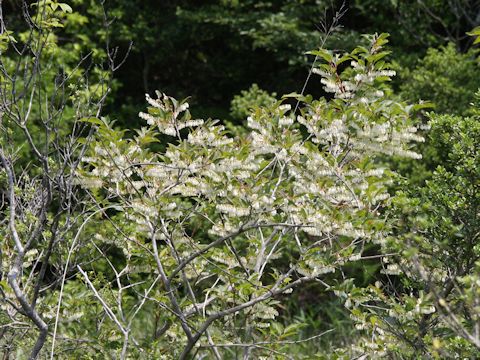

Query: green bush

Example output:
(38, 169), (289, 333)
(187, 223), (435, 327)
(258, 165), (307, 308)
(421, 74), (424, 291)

(399, 43), (479, 116)
(230, 83), (277, 121)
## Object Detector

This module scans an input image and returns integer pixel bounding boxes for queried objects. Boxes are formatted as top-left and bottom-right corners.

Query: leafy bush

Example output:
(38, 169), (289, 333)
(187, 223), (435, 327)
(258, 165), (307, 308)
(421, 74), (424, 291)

(230, 83), (277, 121)
(342, 98), (480, 358)
(399, 43), (479, 116)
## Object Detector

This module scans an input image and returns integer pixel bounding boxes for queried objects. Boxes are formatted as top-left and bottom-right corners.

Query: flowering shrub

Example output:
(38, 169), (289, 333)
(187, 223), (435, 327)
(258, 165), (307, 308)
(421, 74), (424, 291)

(75, 33), (425, 358)
(338, 104), (480, 358)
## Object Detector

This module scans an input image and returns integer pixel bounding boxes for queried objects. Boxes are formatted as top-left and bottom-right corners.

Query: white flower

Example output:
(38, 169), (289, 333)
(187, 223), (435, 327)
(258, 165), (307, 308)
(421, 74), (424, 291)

(163, 127), (177, 137)
(279, 104), (291, 111)
(139, 112), (157, 125)
(279, 116), (294, 126)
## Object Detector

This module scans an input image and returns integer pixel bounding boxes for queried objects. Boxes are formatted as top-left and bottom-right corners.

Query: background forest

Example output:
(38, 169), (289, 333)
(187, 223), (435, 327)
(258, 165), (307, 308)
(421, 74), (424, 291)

(0, 0), (479, 358)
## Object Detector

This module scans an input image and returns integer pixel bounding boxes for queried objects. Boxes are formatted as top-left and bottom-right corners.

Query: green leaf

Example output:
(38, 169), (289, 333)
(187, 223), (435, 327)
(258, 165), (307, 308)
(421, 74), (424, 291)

(467, 26), (480, 44)
(307, 49), (333, 63)
(59, 3), (73, 13)
(80, 117), (104, 126)
(281, 92), (312, 103)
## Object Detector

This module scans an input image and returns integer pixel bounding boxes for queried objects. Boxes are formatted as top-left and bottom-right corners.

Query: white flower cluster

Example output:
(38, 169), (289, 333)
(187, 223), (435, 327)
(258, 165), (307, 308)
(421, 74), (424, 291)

(139, 91), (203, 137)
(187, 124), (233, 147)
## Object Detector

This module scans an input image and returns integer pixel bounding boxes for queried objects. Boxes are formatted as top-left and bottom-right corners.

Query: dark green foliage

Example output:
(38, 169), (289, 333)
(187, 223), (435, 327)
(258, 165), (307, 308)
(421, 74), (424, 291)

(40, 0), (480, 126)
(101, 0), (334, 121)
(353, 0), (480, 51)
